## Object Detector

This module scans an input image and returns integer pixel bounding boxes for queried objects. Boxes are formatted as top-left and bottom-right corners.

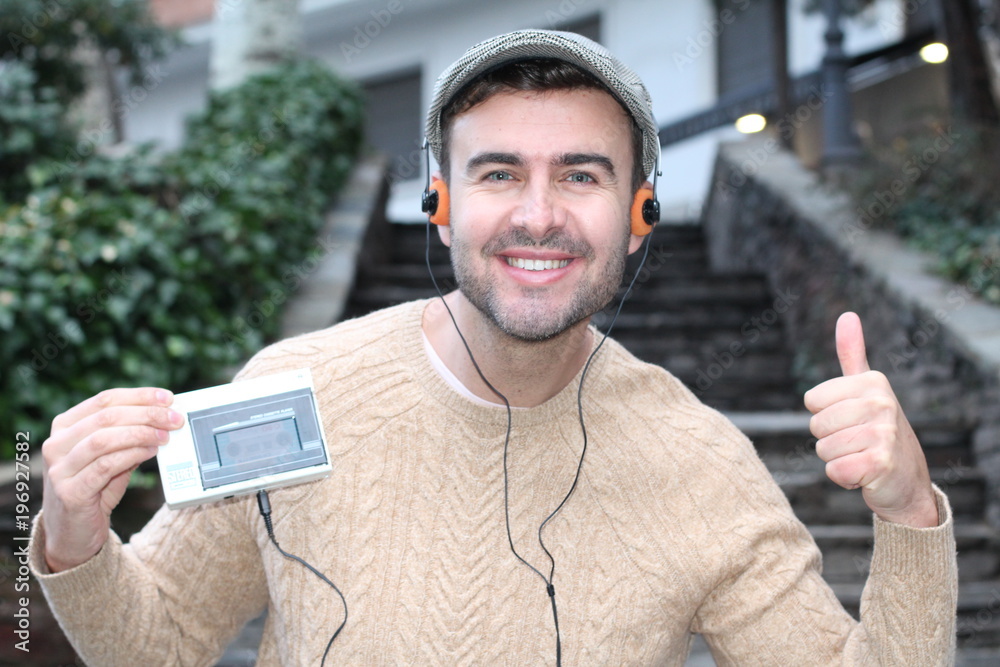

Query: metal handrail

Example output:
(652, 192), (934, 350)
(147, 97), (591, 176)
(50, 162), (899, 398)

(657, 28), (936, 148)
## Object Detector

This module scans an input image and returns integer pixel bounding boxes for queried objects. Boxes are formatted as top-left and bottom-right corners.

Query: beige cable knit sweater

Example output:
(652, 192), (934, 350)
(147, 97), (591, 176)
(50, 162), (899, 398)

(32, 300), (957, 665)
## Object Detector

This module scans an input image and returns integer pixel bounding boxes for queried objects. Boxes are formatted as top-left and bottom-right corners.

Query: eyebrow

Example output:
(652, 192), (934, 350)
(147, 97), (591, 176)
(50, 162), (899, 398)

(556, 152), (616, 178)
(465, 151), (617, 178)
(466, 152), (523, 173)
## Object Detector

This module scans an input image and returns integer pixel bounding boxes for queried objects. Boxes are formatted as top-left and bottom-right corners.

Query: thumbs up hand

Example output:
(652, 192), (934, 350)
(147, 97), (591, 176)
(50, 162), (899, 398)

(804, 312), (939, 528)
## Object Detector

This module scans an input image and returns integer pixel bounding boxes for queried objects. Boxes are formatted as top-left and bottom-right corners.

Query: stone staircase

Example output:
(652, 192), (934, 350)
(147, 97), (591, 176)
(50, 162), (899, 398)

(340, 219), (1000, 662)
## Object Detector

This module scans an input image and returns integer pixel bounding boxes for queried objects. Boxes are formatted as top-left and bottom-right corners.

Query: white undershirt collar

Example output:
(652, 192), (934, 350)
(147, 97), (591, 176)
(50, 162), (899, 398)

(421, 329), (516, 409)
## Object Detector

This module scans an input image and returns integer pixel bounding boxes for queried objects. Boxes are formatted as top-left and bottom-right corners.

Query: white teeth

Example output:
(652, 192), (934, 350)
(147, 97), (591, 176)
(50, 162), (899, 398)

(505, 257), (571, 271)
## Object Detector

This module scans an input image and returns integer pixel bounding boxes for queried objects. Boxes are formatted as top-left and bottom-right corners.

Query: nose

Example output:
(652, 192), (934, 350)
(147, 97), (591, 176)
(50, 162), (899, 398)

(510, 181), (566, 239)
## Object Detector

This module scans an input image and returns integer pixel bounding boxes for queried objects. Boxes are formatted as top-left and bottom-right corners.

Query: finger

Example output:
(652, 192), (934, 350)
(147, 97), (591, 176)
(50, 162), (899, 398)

(803, 372), (890, 413)
(810, 398), (869, 439)
(47, 413), (177, 482)
(50, 441), (159, 512)
(809, 393), (899, 439)
(824, 450), (874, 491)
(814, 421), (896, 463)
(51, 387), (174, 433)
(836, 312), (870, 376)
(101, 466), (140, 514)
(44, 404), (183, 462)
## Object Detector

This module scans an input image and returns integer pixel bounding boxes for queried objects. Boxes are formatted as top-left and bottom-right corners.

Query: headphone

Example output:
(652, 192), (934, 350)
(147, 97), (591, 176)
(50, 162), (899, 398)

(421, 140), (661, 237)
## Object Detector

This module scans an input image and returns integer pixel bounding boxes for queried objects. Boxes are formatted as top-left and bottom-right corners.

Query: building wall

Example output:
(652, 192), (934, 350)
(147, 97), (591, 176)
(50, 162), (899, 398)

(149, 0), (214, 27)
(124, 0), (906, 219)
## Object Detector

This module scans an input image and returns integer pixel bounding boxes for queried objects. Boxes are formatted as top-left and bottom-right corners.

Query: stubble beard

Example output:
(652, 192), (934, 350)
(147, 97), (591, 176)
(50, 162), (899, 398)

(450, 226), (631, 343)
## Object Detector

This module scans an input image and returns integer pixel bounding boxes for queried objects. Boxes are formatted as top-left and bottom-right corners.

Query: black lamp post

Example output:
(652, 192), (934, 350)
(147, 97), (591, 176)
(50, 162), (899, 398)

(821, 0), (863, 166)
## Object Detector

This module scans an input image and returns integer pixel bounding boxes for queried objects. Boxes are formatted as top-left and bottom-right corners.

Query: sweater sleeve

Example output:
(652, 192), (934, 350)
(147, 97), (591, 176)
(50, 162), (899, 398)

(30, 496), (268, 666)
(593, 350), (957, 664)
(692, 475), (957, 666)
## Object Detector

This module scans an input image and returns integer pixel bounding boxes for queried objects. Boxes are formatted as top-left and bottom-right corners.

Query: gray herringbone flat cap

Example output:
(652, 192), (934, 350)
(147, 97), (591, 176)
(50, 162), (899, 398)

(426, 29), (658, 177)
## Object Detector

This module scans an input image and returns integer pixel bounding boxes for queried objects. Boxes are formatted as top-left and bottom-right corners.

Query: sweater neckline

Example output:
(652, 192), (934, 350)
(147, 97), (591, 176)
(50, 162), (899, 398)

(400, 299), (611, 428)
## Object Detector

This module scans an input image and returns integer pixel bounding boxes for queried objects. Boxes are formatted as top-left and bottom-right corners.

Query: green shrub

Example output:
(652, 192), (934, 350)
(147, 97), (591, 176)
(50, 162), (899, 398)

(168, 60), (364, 318)
(850, 121), (1000, 304)
(0, 61), (76, 203)
(0, 60), (364, 456)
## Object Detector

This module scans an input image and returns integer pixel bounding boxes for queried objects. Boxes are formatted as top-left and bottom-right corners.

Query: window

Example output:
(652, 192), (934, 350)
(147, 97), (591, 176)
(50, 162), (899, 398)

(362, 68), (423, 181)
(716, 0), (778, 100)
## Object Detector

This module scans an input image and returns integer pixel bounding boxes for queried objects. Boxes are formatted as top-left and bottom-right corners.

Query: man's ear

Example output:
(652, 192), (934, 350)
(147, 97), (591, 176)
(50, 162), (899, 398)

(628, 181), (655, 254)
(430, 170), (451, 247)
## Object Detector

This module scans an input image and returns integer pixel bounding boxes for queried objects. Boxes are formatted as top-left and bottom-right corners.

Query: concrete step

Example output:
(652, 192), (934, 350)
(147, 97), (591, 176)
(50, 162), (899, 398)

(616, 278), (773, 306)
(592, 307), (795, 331)
(776, 467), (986, 525)
(955, 648), (1000, 666)
(623, 341), (792, 372)
(605, 313), (788, 343)
(697, 388), (803, 412)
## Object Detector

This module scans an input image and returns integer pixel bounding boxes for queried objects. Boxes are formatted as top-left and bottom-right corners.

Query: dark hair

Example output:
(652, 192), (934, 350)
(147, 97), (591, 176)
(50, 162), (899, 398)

(439, 58), (645, 191)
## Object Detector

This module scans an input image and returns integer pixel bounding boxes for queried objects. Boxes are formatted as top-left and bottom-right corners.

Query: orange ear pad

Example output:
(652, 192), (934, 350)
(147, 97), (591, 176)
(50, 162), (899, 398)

(428, 178), (450, 226)
(630, 189), (655, 237)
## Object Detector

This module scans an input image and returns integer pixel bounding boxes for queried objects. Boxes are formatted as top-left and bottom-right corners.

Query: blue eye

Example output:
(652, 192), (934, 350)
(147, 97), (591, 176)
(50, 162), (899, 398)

(487, 171), (513, 181)
(568, 173), (594, 183)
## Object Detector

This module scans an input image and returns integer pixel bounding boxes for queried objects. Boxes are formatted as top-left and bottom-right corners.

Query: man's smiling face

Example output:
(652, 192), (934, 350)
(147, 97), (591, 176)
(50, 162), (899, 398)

(439, 87), (643, 342)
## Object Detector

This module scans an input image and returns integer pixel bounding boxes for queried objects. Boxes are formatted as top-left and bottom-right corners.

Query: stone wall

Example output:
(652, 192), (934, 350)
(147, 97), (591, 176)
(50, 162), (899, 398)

(702, 138), (1000, 525)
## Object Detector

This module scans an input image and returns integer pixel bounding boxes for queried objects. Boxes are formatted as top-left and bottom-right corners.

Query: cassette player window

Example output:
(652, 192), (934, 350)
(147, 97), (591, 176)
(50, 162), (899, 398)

(187, 388), (326, 490)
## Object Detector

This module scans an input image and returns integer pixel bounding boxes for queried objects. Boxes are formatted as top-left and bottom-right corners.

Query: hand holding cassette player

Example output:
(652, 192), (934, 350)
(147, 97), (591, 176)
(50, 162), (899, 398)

(41, 386), (184, 573)
(40, 369), (331, 572)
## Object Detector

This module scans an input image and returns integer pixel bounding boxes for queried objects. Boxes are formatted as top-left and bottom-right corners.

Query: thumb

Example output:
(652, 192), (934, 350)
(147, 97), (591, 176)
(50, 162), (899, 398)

(836, 312), (871, 376)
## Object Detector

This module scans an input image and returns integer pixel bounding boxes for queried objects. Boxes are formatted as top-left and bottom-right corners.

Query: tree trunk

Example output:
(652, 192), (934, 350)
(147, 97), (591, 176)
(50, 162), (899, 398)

(938, 0), (1000, 124)
(210, 0), (301, 91)
(68, 41), (121, 144)
(982, 0), (1000, 112)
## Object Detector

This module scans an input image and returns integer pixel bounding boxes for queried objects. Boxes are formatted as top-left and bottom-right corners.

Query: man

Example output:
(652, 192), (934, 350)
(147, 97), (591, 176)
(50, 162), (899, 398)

(33, 30), (955, 665)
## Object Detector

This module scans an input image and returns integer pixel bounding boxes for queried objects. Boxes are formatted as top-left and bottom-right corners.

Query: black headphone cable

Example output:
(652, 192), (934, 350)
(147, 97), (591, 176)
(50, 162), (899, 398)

(256, 488), (347, 666)
(423, 216), (654, 666)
